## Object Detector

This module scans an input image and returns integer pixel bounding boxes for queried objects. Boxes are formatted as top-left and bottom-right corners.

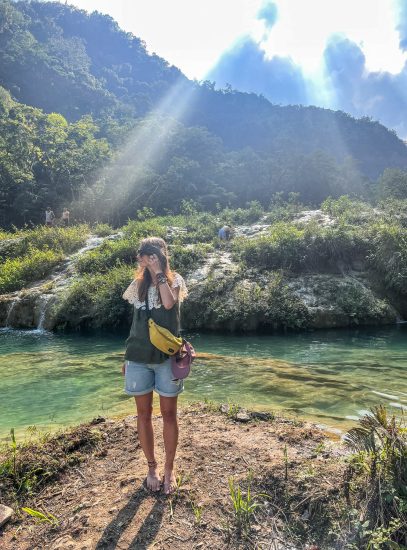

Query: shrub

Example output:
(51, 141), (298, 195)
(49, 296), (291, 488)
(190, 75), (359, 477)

(122, 218), (168, 240)
(25, 225), (89, 254)
(302, 223), (370, 270)
(183, 271), (310, 331)
(378, 198), (407, 227)
(76, 238), (135, 274)
(93, 223), (114, 237)
(233, 222), (306, 271)
(331, 279), (393, 321)
(0, 248), (64, 293)
(170, 243), (213, 275)
(220, 201), (264, 225)
(344, 406), (407, 548)
(263, 192), (305, 224)
(0, 225), (89, 260)
(234, 221), (370, 273)
(321, 195), (373, 224)
(367, 223), (407, 294)
(55, 265), (133, 329)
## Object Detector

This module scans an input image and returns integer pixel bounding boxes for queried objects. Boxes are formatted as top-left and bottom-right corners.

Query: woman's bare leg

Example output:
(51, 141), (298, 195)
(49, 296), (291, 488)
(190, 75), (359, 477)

(159, 395), (179, 495)
(135, 392), (161, 491)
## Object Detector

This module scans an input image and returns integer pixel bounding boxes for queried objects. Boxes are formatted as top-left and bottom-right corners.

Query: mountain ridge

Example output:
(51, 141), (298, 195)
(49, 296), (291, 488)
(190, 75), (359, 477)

(1, 0), (407, 226)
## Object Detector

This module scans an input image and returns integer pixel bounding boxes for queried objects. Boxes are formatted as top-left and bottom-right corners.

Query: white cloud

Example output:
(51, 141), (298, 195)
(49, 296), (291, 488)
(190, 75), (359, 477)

(258, 0), (406, 75)
(67, 0), (263, 79)
(66, 0), (407, 80)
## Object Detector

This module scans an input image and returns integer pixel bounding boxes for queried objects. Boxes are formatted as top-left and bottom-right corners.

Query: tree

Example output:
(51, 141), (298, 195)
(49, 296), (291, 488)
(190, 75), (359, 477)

(377, 168), (407, 200)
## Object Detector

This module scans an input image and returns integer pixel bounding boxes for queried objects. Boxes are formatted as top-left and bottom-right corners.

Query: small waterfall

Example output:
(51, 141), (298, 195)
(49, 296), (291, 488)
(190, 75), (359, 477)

(5, 299), (19, 328)
(36, 295), (53, 331)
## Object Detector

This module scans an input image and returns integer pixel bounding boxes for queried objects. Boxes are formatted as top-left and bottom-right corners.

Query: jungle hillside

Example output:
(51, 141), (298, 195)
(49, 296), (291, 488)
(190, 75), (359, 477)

(1, 0), (407, 229)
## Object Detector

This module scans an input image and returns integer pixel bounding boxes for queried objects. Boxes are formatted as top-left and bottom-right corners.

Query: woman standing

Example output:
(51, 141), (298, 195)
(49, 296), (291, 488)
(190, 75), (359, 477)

(122, 237), (188, 495)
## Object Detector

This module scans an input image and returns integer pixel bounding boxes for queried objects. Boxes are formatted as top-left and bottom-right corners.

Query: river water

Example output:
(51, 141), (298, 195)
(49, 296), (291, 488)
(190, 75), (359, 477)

(0, 326), (406, 439)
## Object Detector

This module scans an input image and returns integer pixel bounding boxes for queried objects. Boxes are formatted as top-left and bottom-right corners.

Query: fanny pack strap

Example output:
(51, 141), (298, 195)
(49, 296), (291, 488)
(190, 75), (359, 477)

(145, 288), (151, 319)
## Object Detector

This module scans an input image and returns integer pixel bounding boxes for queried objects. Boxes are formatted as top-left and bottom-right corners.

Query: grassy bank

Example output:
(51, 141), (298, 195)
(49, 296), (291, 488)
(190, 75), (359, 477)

(1, 197), (407, 330)
(56, 199), (406, 330)
(0, 225), (89, 294)
(0, 404), (405, 549)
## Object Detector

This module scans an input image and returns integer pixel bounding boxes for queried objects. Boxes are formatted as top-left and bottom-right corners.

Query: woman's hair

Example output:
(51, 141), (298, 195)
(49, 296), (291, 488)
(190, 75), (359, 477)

(135, 237), (175, 301)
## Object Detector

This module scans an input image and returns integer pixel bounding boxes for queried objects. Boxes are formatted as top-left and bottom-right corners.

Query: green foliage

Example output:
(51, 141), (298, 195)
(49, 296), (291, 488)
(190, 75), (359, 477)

(190, 499), (203, 525)
(93, 223), (114, 237)
(233, 222), (305, 271)
(220, 201), (264, 225)
(321, 195), (374, 224)
(0, 84), (111, 227)
(263, 192), (305, 223)
(13, 225), (88, 256)
(170, 243), (213, 275)
(228, 476), (263, 538)
(136, 207), (155, 221)
(55, 265), (133, 329)
(121, 218), (168, 241)
(1, 0), (407, 229)
(0, 424), (102, 503)
(0, 225), (88, 292)
(0, 247), (63, 293)
(377, 169), (407, 200)
(378, 198), (407, 227)
(180, 199), (200, 217)
(367, 223), (407, 294)
(344, 406), (407, 549)
(76, 238), (134, 274)
(333, 280), (392, 320)
(183, 271), (310, 331)
(21, 507), (58, 525)
(234, 220), (371, 273)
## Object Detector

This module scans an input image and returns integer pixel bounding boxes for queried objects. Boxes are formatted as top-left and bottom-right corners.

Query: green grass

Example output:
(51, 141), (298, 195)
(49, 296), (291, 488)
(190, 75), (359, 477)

(0, 225), (89, 293)
(233, 220), (372, 273)
(228, 476), (265, 539)
(344, 406), (407, 549)
(0, 248), (64, 293)
(55, 264), (133, 329)
(0, 225), (89, 259)
(366, 222), (407, 294)
(0, 425), (102, 505)
(76, 238), (135, 274)
(93, 223), (114, 237)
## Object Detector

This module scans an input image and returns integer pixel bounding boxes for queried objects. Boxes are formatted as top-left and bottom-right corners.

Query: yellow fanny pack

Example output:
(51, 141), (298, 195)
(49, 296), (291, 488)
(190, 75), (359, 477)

(148, 318), (182, 355)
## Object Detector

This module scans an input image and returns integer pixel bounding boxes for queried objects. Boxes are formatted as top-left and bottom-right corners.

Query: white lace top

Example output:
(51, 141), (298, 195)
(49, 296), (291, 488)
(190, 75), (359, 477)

(122, 273), (188, 309)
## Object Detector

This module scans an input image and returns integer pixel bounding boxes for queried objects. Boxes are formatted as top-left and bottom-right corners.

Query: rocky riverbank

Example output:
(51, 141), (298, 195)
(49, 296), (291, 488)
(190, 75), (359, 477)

(0, 210), (405, 332)
(0, 403), (351, 550)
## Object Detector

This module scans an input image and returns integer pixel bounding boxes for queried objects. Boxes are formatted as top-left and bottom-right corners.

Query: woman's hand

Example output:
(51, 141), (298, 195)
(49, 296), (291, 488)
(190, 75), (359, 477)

(121, 362), (126, 376)
(146, 254), (162, 275)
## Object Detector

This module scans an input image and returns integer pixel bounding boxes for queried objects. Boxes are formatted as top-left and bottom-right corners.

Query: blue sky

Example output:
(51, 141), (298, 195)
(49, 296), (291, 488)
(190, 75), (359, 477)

(69, 0), (407, 137)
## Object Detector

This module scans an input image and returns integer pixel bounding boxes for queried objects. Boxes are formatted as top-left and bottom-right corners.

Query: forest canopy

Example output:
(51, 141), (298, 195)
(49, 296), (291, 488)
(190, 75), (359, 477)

(1, 0), (407, 226)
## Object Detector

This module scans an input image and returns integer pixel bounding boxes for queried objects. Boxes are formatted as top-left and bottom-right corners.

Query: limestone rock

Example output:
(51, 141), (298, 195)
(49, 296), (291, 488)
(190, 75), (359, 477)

(235, 411), (251, 422)
(0, 504), (14, 528)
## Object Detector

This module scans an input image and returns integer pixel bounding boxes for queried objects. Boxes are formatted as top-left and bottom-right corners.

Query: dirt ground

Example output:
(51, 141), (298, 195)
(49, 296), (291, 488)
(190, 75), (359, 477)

(0, 403), (350, 550)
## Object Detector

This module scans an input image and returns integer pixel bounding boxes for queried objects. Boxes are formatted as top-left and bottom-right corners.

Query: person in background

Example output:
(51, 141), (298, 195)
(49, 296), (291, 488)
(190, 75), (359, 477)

(62, 207), (70, 226)
(122, 237), (188, 495)
(45, 207), (55, 227)
(218, 225), (231, 241)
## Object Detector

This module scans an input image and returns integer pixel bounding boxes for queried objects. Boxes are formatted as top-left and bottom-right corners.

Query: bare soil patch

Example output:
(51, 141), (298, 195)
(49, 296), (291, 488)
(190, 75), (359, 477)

(0, 403), (350, 549)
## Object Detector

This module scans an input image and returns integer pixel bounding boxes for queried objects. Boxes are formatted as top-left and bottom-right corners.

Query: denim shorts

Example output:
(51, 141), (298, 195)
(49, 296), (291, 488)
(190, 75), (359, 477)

(124, 359), (184, 398)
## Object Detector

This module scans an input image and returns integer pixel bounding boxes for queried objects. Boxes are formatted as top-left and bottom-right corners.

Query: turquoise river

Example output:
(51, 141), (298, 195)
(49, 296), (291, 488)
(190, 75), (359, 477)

(0, 325), (406, 440)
